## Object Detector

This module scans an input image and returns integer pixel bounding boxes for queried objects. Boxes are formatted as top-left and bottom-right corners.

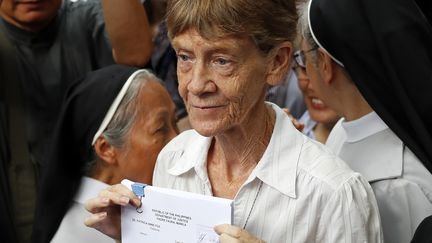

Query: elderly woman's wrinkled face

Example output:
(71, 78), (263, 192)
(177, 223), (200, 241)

(116, 81), (178, 184)
(172, 29), (269, 137)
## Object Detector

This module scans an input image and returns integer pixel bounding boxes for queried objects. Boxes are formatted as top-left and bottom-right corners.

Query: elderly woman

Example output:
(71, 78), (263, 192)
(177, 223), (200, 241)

(85, 1), (382, 242)
(33, 65), (178, 242)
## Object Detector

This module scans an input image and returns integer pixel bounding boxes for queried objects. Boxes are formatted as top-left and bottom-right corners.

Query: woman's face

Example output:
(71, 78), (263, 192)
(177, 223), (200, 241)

(297, 39), (339, 125)
(116, 81), (178, 184)
(296, 66), (339, 125)
(172, 29), (270, 137)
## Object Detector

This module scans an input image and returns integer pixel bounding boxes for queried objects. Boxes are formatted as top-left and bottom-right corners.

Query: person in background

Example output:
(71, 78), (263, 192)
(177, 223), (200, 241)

(265, 69), (307, 119)
(46, 65), (178, 243)
(300, 0), (432, 241)
(0, 0), (153, 242)
(84, 0), (382, 242)
(293, 44), (339, 143)
(144, 0), (190, 130)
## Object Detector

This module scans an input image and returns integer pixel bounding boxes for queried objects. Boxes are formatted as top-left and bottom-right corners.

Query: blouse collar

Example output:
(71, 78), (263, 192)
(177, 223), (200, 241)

(167, 102), (304, 198)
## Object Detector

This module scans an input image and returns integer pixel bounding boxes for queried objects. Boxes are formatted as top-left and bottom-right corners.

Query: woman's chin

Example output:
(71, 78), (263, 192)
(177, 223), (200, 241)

(191, 120), (225, 137)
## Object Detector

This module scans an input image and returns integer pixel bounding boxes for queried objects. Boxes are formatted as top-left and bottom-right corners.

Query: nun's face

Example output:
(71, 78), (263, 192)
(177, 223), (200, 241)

(300, 39), (337, 118)
(172, 28), (270, 137)
(116, 80), (178, 184)
(295, 63), (339, 125)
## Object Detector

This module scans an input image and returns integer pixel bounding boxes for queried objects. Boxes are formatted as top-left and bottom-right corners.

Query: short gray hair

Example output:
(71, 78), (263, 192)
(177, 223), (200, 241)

(167, 0), (298, 55)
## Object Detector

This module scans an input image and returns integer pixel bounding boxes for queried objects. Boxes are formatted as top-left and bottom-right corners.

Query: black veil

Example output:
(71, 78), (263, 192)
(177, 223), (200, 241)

(309, 0), (432, 173)
(32, 65), (138, 243)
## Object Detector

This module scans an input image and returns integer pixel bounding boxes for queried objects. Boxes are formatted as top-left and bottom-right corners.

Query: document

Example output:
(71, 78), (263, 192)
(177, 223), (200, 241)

(121, 179), (233, 243)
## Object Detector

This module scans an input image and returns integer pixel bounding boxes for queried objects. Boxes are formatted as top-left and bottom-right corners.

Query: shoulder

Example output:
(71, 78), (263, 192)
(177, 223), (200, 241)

(292, 140), (382, 241)
(297, 138), (359, 191)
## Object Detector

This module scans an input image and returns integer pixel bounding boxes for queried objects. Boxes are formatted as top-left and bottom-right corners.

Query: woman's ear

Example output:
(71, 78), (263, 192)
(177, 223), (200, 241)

(94, 136), (117, 165)
(266, 41), (293, 86)
(317, 48), (335, 85)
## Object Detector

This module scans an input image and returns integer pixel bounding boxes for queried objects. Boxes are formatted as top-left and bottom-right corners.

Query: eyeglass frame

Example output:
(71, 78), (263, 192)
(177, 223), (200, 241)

(293, 47), (318, 69)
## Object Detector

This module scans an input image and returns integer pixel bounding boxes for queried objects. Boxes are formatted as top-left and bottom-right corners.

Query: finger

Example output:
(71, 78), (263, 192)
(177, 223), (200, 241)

(282, 108), (291, 113)
(108, 184), (141, 206)
(214, 224), (242, 238)
(84, 211), (107, 228)
(219, 233), (240, 243)
(292, 119), (305, 131)
(85, 197), (110, 213)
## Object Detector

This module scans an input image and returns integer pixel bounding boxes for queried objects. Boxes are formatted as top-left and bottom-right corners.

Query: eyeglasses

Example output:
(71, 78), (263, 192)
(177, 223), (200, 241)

(293, 47), (318, 68)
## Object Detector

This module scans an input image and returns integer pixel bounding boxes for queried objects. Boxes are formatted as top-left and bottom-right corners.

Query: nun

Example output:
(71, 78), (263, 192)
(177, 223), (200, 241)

(299, 0), (432, 242)
(32, 65), (178, 243)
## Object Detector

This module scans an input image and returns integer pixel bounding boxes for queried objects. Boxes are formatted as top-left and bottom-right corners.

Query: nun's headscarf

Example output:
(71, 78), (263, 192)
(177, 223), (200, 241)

(32, 65), (148, 243)
(308, 0), (432, 173)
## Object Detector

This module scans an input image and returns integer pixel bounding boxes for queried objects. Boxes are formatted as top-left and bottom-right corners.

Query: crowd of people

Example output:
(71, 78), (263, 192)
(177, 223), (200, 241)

(0, 0), (431, 242)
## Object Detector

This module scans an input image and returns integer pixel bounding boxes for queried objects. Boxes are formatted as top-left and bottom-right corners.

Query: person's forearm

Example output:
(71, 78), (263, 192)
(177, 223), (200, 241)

(102, 0), (153, 67)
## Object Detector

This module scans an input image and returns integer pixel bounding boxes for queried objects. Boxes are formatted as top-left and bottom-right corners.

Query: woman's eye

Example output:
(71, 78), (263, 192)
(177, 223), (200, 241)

(156, 124), (167, 133)
(177, 54), (190, 62)
(215, 58), (229, 65)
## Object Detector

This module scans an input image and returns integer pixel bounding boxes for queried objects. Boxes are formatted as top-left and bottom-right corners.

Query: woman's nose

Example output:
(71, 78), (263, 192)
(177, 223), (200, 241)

(295, 68), (310, 91)
(187, 63), (216, 95)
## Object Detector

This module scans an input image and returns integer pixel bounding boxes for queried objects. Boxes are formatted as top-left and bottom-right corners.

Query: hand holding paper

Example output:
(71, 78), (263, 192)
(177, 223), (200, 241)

(84, 184), (141, 240)
(215, 224), (266, 243)
(121, 179), (233, 243)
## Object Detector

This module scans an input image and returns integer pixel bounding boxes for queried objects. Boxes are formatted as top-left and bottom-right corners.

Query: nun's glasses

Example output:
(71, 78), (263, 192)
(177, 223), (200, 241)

(293, 47), (318, 68)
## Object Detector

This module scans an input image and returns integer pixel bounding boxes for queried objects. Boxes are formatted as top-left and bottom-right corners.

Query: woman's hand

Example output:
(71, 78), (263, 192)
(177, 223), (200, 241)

(215, 224), (266, 243)
(282, 108), (305, 132)
(84, 184), (141, 240)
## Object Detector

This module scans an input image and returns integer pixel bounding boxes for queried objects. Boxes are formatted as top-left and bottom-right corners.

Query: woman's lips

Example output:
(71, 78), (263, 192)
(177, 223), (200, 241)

(194, 105), (224, 109)
(310, 97), (326, 109)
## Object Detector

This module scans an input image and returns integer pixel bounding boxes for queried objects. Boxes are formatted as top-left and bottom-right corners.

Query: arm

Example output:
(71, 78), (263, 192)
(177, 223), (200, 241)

(102, 0), (153, 67)
(318, 175), (383, 243)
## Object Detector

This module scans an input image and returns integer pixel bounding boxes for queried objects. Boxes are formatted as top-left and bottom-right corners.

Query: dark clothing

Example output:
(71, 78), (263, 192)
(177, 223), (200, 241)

(1, 0), (114, 175)
(0, 104), (17, 243)
(150, 22), (186, 119)
(411, 215), (432, 243)
(0, 0), (114, 242)
(32, 65), (137, 243)
(1, 20), (36, 243)
(309, 0), (432, 174)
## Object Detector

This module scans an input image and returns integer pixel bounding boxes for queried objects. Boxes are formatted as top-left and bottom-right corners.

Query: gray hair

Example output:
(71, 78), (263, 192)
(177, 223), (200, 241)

(85, 70), (162, 175)
(297, 0), (346, 68)
(297, 0), (319, 58)
(166, 0), (299, 55)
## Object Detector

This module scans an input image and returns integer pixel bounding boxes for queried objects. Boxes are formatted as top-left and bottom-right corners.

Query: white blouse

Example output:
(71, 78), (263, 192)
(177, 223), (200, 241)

(153, 103), (383, 242)
(326, 112), (432, 243)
